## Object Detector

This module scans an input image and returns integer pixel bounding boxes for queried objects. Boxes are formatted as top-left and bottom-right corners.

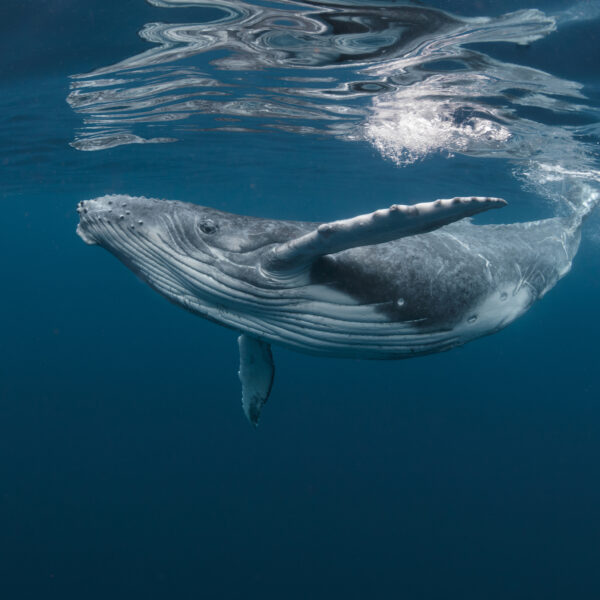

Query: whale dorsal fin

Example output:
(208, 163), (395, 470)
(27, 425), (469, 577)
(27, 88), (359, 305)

(264, 196), (506, 274)
(238, 334), (274, 426)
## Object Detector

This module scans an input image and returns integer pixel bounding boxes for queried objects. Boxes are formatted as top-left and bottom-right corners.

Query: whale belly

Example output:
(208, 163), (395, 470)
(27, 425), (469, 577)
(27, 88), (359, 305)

(222, 221), (570, 359)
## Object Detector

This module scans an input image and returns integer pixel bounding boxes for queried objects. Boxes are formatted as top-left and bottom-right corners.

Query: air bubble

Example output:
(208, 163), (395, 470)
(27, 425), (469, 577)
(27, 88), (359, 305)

(467, 315), (478, 324)
(500, 292), (508, 301)
(396, 298), (405, 308)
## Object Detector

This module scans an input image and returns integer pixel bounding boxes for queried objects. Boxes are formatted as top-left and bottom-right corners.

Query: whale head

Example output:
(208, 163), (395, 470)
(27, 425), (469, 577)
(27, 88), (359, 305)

(76, 194), (262, 306)
(77, 193), (228, 248)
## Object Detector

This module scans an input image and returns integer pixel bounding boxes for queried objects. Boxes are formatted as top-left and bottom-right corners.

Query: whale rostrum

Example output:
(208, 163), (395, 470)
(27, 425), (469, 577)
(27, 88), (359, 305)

(76, 191), (594, 425)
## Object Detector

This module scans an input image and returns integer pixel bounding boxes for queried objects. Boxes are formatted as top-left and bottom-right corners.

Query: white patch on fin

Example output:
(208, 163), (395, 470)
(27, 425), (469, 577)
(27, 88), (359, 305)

(238, 334), (274, 426)
(264, 196), (506, 273)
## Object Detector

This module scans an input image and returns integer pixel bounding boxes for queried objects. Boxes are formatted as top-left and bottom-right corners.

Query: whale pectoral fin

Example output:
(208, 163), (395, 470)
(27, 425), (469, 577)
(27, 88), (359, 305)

(264, 196), (506, 273)
(238, 334), (275, 426)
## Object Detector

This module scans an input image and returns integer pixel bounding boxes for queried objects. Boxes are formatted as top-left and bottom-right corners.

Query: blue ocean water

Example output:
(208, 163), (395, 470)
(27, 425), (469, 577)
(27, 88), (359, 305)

(1, 0), (600, 598)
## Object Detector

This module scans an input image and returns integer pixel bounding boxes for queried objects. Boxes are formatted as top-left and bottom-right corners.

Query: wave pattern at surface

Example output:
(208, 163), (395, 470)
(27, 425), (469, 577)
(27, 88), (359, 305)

(67, 0), (600, 213)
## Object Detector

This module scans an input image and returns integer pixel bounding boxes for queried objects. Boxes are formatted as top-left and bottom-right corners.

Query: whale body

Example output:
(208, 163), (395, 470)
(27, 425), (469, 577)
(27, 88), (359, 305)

(77, 193), (591, 424)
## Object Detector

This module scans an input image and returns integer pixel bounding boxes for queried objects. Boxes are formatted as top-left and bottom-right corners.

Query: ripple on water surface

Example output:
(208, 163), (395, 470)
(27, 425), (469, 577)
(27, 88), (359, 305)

(67, 0), (600, 213)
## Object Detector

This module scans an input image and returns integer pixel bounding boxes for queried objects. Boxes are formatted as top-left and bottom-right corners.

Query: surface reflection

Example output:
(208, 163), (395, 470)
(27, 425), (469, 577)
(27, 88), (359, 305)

(67, 0), (599, 206)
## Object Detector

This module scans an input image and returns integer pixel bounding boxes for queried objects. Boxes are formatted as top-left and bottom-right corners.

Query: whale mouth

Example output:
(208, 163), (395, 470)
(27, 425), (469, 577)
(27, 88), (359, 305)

(76, 222), (98, 245)
(76, 200), (98, 245)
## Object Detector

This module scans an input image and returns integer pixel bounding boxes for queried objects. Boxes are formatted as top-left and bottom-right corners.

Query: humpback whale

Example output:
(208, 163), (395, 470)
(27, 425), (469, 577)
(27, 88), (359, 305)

(76, 191), (596, 424)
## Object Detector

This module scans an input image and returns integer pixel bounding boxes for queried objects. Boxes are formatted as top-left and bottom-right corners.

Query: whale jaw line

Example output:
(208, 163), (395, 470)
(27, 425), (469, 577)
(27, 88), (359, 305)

(76, 222), (98, 245)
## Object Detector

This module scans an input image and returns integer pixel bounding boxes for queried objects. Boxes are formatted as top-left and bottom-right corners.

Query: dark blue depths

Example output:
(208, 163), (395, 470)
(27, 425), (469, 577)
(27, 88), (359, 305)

(1, 1), (600, 599)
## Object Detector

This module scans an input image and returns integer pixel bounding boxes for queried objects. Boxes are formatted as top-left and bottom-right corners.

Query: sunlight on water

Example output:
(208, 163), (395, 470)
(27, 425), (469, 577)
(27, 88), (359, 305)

(67, 0), (600, 217)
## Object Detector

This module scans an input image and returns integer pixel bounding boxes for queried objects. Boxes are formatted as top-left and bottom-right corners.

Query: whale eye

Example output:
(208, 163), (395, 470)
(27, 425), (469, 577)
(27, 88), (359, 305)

(199, 219), (218, 234)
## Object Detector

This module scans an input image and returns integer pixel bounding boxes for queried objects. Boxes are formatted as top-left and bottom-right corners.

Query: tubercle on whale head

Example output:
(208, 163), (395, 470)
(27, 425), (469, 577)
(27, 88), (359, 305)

(75, 194), (264, 261)
(76, 195), (152, 247)
(76, 194), (197, 246)
(75, 194), (234, 308)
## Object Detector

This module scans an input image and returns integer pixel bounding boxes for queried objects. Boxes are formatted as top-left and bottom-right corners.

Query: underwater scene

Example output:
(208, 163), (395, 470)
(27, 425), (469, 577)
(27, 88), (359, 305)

(1, 0), (600, 597)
